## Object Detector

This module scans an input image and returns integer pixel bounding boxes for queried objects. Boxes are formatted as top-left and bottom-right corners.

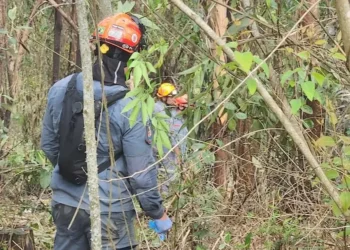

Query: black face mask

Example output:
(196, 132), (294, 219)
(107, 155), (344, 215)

(92, 55), (127, 87)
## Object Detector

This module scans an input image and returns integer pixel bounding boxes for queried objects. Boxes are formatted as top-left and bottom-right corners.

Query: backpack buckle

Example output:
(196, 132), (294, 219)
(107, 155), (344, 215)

(75, 177), (81, 185)
(77, 143), (86, 151)
(73, 102), (83, 114)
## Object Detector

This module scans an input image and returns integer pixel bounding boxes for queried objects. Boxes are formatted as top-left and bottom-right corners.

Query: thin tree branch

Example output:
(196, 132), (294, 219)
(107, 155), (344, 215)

(47, 0), (78, 31)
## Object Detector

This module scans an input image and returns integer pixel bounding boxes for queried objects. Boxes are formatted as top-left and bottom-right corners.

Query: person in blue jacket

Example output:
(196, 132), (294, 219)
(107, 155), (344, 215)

(41, 13), (172, 250)
(154, 82), (188, 195)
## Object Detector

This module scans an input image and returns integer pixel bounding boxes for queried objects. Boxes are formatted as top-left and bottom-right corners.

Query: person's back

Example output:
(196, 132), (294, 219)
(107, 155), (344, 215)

(41, 13), (172, 250)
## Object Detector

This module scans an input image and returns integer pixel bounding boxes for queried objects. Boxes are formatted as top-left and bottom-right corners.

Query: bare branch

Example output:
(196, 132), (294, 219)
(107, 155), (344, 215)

(47, 0), (78, 31)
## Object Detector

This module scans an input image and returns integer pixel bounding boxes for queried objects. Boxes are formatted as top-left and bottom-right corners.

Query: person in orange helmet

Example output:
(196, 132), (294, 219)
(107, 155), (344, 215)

(154, 82), (188, 195)
(41, 13), (171, 250)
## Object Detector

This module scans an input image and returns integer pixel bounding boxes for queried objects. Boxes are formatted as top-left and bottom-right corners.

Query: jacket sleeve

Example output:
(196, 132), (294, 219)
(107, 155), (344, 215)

(40, 90), (59, 166)
(121, 118), (164, 219)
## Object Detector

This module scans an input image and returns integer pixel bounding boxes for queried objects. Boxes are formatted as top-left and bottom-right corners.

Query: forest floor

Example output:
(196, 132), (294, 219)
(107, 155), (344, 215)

(0, 179), (344, 250)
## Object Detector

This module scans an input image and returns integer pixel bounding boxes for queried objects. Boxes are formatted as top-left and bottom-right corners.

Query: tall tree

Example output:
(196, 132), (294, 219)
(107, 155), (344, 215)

(76, 0), (102, 249)
(0, 0), (9, 127)
(52, 0), (63, 83)
(335, 0), (350, 70)
(207, 0), (230, 187)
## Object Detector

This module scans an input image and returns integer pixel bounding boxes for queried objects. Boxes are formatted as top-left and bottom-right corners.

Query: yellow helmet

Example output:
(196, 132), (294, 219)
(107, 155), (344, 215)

(157, 83), (177, 97)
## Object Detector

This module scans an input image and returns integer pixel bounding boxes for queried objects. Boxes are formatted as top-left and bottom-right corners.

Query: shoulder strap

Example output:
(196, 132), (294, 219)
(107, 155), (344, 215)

(106, 90), (129, 107)
(97, 90), (128, 173)
(67, 73), (79, 91)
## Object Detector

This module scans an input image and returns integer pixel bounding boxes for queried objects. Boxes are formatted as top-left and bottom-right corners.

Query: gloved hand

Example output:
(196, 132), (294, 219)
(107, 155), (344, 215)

(149, 214), (172, 241)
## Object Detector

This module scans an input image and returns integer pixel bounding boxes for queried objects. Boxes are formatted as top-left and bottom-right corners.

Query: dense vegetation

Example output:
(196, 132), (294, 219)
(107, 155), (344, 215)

(1, 0), (350, 249)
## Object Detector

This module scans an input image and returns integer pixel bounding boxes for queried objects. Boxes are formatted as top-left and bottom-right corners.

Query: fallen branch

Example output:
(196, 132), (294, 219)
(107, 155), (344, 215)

(170, 0), (347, 220)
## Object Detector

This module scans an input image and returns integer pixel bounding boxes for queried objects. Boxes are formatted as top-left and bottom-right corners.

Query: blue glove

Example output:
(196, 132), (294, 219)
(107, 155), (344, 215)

(149, 216), (173, 241)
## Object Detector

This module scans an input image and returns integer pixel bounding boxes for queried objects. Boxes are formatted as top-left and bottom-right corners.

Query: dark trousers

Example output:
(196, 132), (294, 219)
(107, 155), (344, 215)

(52, 203), (137, 250)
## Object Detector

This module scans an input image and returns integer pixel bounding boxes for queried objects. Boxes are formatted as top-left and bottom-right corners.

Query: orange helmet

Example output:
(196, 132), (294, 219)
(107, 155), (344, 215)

(91, 13), (145, 53)
(157, 83), (177, 97)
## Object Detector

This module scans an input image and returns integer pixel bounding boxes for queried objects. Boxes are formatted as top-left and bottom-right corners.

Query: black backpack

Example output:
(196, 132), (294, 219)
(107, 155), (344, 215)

(57, 73), (128, 185)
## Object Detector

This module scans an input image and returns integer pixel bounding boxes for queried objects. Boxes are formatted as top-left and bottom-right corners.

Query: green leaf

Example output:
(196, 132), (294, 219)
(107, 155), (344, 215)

(193, 108), (201, 134)
(8, 6), (17, 21)
(330, 200), (342, 217)
(159, 119), (169, 131)
(234, 51), (253, 73)
(39, 170), (51, 189)
(340, 192), (350, 211)
(325, 169), (339, 180)
(246, 78), (257, 95)
(141, 101), (148, 125)
(281, 70), (294, 85)
(133, 65), (142, 87)
(0, 28), (7, 34)
(147, 96), (155, 117)
(315, 136), (336, 147)
(146, 62), (156, 73)
(301, 81), (315, 101)
(228, 119), (236, 131)
(224, 233), (232, 244)
(156, 135), (164, 157)
(226, 41), (238, 49)
(297, 51), (310, 60)
(290, 99), (302, 115)
(219, 243), (226, 250)
(311, 71), (325, 86)
(340, 136), (350, 145)
(332, 53), (346, 61)
(133, 14), (160, 30)
(129, 103), (140, 127)
(159, 130), (172, 149)
(344, 146), (350, 156)
(235, 112), (247, 120)
(301, 105), (313, 114)
(253, 56), (270, 78)
(191, 143), (206, 151)
(224, 102), (237, 111)
(116, 1), (135, 13)
(125, 87), (142, 98)
(314, 39), (327, 46)
(178, 64), (201, 75)
(342, 175), (350, 189)
(139, 63), (150, 87)
(129, 52), (140, 61)
(122, 98), (139, 113)
(244, 232), (253, 247)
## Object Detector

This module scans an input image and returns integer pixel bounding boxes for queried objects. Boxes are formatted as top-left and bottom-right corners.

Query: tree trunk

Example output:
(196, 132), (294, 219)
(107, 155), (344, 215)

(52, 0), (63, 83)
(207, 0), (230, 187)
(76, 0), (102, 249)
(335, 0), (350, 70)
(301, 0), (323, 140)
(170, 0), (348, 221)
(0, 0), (10, 128)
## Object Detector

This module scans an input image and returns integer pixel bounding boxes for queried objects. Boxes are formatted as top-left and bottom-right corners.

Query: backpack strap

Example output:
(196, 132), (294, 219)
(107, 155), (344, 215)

(67, 73), (79, 91)
(97, 90), (129, 173)
(106, 90), (129, 107)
